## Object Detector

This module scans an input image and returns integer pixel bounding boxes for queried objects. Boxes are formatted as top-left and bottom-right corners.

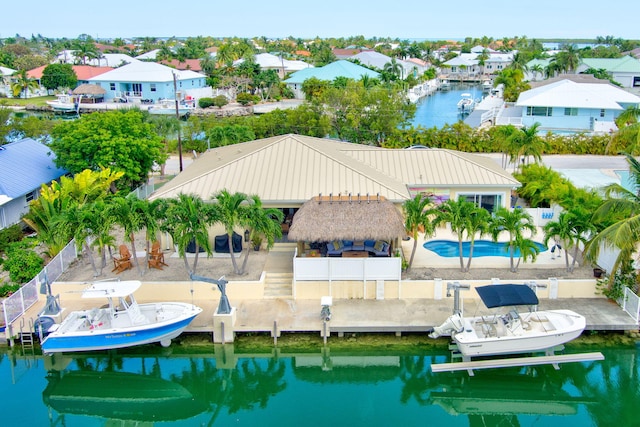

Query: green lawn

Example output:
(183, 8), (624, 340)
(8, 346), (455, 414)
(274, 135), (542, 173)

(0, 96), (56, 107)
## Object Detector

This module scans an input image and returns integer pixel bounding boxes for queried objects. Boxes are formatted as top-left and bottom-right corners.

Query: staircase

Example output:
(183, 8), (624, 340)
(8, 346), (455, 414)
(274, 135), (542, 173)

(263, 243), (296, 298)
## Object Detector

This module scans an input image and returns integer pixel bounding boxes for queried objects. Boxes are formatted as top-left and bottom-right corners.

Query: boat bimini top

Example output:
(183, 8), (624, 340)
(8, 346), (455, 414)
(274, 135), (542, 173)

(475, 284), (539, 308)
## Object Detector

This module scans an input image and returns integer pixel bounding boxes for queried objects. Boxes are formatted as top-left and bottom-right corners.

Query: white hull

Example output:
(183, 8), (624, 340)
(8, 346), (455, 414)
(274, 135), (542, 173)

(46, 100), (76, 112)
(452, 309), (585, 358)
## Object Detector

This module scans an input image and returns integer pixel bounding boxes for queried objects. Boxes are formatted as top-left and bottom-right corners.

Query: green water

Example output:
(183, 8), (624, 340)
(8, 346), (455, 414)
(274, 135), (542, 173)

(1, 344), (637, 426)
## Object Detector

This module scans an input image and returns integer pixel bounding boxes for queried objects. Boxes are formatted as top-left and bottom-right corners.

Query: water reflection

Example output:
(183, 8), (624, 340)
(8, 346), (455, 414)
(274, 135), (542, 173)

(4, 345), (634, 426)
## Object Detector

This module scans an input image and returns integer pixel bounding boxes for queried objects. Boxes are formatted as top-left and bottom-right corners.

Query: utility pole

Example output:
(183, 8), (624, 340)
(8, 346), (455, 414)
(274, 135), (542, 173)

(172, 72), (183, 172)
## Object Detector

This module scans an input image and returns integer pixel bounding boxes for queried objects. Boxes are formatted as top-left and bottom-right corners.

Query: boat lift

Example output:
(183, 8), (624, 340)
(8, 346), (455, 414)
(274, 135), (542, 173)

(430, 281), (605, 376)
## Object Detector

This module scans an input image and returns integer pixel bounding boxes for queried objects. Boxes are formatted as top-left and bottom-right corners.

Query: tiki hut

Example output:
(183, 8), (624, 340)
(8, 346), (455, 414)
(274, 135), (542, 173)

(72, 84), (106, 103)
(288, 194), (406, 254)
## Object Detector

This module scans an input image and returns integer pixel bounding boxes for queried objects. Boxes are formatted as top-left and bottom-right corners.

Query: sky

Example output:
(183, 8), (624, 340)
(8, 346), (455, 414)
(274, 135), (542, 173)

(4, 0), (637, 41)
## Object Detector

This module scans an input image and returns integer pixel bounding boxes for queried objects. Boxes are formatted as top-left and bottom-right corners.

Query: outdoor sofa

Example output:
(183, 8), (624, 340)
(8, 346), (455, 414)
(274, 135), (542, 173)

(326, 239), (390, 257)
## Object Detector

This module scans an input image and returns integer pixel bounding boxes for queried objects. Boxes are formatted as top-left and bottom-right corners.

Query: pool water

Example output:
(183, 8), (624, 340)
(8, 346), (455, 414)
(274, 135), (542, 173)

(424, 239), (548, 258)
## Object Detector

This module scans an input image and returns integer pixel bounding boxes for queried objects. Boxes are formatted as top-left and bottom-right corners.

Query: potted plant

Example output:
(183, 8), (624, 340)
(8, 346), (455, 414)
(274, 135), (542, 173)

(250, 234), (263, 251)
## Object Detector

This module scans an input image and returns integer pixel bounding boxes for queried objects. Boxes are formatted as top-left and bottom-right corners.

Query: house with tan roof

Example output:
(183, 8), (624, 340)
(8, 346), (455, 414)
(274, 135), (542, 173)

(150, 134), (519, 211)
(27, 65), (113, 88)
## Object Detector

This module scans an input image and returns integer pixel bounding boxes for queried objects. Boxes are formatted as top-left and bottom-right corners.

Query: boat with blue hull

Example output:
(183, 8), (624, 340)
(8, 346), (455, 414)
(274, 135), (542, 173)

(37, 280), (202, 354)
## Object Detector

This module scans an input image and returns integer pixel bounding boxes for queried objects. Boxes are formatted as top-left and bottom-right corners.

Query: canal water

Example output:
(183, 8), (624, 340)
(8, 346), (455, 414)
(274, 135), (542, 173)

(411, 83), (484, 129)
(1, 344), (637, 426)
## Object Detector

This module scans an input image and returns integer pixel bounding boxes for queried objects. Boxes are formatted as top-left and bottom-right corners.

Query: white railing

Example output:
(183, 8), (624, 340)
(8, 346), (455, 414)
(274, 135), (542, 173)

(2, 239), (78, 328)
(619, 287), (640, 323)
(293, 256), (401, 282)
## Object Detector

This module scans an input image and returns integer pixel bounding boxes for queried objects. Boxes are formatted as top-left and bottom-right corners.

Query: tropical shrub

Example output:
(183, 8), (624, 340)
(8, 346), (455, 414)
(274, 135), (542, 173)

(212, 95), (229, 108)
(198, 97), (215, 108)
(0, 224), (23, 254)
(2, 241), (44, 284)
(236, 92), (258, 106)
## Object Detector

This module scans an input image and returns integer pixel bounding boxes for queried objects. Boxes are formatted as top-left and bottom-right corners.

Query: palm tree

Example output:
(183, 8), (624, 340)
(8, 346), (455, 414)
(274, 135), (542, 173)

(433, 197), (487, 272)
(10, 69), (39, 98)
(506, 123), (545, 169)
(211, 190), (250, 275)
(528, 64), (544, 81)
(161, 193), (215, 276)
(383, 58), (403, 80)
(402, 194), (435, 270)
(490, 207), (537, 272)
(585, 153), (640, 282)
(239, 195), (283, 274)
(108, 195), (147, 275)
(545, 210), (594, 273)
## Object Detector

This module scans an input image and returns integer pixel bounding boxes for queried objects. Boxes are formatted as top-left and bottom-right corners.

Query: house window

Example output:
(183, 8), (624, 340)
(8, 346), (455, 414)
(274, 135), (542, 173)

(132, 83), (142, 96)
(564, 108), (578, 116)
(460, 194), (502, 212)
(527, 106), (552, 116)
(25, 191), (36, 202)
(109, 83), (115, 91)
(600, 109), (605, 118)
(150, 84), (156, 92)
(634, 76), (640, 87)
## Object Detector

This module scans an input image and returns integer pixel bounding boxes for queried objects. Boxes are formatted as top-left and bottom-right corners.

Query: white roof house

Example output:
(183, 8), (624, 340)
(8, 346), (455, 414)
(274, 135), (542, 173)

(55, 51), (139, 67)
(135, 49), (160, 60)
(88, 61), (208, 102)
(234, 53), (313, 78)
(348, 51), (425, 78)
(515, 79), (640, 133)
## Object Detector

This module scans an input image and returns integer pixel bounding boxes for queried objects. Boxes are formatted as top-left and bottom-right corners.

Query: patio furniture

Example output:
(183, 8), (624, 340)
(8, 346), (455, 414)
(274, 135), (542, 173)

(112, 245), (133, 273)
(148, 241), (168, 270)
(326, 240), (390, 257)
(214, 232), (243, 253)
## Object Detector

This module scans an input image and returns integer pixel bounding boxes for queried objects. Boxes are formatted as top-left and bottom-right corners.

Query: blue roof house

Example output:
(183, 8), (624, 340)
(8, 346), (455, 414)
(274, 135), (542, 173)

(514, 79), (640, 134)
(88, 61), (208, 103)
(284, 60), (380, 99)
(0, 138), (68, 229)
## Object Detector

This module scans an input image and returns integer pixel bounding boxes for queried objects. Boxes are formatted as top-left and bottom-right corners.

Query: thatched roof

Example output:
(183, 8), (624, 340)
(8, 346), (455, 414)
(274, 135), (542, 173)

(288, 195), (406, 242)
(72, 84), (106, 95)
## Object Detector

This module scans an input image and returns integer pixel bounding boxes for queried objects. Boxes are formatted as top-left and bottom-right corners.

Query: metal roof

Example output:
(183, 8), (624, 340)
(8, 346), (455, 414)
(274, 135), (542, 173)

(284, 60), (379, 84)
(579, 55), (640, 73)
(0, 138), (67, 198)
(516, 79), (640, 109)
(88, 61), (205, 83)
(149, 134), (519, 205)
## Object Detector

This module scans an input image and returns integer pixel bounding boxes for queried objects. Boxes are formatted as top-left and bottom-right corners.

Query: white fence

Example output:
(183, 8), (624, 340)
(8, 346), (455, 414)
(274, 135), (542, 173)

(2, 239), (78, 329)
(620, 287), (640, 323)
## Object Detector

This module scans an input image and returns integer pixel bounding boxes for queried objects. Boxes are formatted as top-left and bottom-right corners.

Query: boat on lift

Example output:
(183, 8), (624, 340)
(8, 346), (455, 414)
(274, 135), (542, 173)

(37, 280), (202, 354)
(457, 93), (476, 114)
(429, 283), (586, 359)
(148, 98), (195, 117)
(46, 94), (80, 113)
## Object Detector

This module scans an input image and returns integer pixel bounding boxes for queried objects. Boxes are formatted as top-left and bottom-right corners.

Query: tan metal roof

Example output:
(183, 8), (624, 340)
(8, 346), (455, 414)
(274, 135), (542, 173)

(343, 148), (520, 188)
(150, 134), (519, 204)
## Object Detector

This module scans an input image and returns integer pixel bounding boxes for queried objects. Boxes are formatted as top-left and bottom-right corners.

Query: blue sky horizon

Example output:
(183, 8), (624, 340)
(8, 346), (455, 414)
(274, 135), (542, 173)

(5, 0), (637, 41)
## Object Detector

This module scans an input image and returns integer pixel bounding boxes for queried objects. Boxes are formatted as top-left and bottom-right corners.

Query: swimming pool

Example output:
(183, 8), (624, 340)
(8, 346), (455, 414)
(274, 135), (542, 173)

(424, 240), (548, 258)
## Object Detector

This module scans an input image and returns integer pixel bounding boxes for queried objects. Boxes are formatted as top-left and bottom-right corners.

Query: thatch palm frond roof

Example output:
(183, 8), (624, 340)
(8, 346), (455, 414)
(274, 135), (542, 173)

(288, 195), (405, 242)
(72, 83), (106, 95)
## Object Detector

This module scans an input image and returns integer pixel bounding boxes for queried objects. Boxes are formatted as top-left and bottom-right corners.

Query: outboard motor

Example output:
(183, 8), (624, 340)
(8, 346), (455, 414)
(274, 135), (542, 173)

(33, 316), (56, 339)
(429, 313), (464, 339)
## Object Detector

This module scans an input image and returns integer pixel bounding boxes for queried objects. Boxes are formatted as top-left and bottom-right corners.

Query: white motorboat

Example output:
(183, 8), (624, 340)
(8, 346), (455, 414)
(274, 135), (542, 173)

(37, 280), (202, 354)
(439, 79), (451, 90)
(430, 284), (586, 359)
(46, 94), (79, 113)
(457, 93), (476, 114)
(148, 98), (195, 117)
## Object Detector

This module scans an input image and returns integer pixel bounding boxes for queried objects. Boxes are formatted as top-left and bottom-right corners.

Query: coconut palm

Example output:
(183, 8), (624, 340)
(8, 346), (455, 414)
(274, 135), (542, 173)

(490, 207), (537, 272)
(584, 153), (640, 282)
(546, 209), (595, 273)
(10, 69), (39, 98)
(402, 194), (435, 270)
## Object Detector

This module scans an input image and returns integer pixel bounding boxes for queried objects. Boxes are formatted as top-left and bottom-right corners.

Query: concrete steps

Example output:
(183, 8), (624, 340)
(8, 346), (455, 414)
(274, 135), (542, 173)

(263, 272), (293, 298)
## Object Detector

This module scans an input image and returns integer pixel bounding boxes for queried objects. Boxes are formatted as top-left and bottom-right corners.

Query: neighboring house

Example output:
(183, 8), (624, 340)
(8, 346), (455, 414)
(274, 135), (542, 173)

(482, 52), (513, 75)
(135, 49), (160, 60)
(514, 79), (640, 134)
(332, 48), (363, 59)
(442, 54), (480, 77)
(27, 65), (113, 91)
(576, 56), (640, 89)
(0, 138), (68, 230)
(150, 134), (519, 213)
(55, 51), (139, 67)
(0, 65), (16, 97)
(88, 61), (209, 103)
(234, 53), (313, 78)
(284, 60), (380, 99)
(524, 59), (552, 82)
(348, 51), (425, 78)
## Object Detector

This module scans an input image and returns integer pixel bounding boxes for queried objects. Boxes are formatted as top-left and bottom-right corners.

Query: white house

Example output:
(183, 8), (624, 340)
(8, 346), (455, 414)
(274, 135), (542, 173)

(234, 53), (313, 78)
(0, 66), (16, 97)
(514, 78), (640, 134)
(576, 56), (640, 89)
(88, 61), (210, 103)
(0, 138), (68, 230)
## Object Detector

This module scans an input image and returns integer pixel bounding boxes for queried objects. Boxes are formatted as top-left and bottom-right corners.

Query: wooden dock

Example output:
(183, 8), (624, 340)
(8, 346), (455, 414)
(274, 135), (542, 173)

(431, 351), (605, 376)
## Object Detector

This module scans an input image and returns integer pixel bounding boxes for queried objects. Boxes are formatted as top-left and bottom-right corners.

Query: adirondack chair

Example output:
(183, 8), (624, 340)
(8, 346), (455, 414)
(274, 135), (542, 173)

(112, 245), (133, 273)
(148, 241), (168, 270)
